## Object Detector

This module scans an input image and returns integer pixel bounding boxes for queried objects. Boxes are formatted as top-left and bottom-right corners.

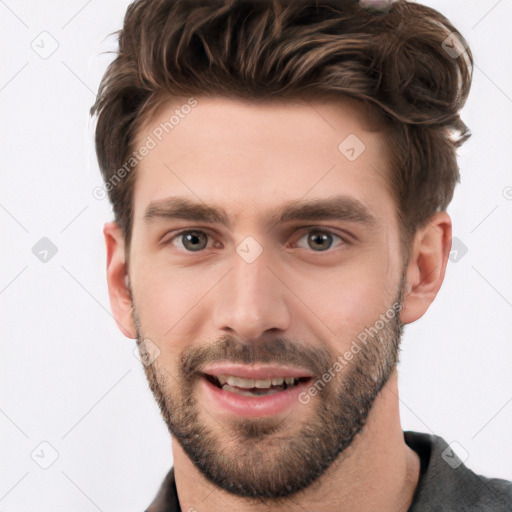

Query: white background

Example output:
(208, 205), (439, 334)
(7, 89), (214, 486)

(1, 0), (511, 510)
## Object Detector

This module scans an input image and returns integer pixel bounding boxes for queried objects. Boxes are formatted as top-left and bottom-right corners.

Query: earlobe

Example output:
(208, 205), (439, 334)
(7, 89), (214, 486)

(400, 212), (452, 324)
(103, 222), (137, 338)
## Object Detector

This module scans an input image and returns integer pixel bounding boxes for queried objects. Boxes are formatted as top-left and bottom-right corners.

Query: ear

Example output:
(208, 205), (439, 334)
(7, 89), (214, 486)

(400, 211), (452, 324)
(103, 222), (137, 338)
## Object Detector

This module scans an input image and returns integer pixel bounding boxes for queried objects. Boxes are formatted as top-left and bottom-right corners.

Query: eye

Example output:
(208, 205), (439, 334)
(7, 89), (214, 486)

(293, 229), (345, 252)
(166, 230), (212, 252)
(162, 227), (346, 254)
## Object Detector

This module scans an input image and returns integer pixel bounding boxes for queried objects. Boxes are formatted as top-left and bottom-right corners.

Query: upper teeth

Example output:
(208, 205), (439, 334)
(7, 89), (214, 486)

(216, 375), (297, 388)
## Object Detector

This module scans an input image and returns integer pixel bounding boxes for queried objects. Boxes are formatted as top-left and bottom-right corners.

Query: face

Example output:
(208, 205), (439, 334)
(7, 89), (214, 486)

(127, 96), (406, 498)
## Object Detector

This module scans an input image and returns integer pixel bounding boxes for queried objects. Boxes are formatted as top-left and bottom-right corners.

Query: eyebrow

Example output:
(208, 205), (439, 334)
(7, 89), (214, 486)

(143, 195), (378, 230)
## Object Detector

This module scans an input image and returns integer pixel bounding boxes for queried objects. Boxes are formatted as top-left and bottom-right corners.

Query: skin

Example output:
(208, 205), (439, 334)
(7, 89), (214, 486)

(104, 96), (452, 511)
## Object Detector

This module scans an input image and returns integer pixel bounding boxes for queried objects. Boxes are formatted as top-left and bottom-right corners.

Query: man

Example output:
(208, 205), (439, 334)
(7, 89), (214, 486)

(90, 0), (511, 510)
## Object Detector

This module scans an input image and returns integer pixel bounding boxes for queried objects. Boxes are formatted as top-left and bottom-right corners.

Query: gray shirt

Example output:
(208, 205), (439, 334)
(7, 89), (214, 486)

(145, 431), (512, 511)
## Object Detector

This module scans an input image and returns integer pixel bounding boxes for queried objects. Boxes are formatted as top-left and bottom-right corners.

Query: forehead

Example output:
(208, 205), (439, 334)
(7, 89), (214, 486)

(131, 95), (395, 228)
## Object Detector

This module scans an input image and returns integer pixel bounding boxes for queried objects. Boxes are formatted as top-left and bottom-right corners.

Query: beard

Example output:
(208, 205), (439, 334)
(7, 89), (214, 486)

(132, 284), (405, 502)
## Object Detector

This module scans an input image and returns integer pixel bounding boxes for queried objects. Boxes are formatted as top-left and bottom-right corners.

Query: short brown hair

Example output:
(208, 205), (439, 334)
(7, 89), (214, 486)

(90, 0), (473, 260)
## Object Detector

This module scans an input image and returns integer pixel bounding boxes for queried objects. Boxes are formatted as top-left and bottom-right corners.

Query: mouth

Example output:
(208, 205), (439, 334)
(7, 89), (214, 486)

(203, 373), (312, 397)
(198, 364), (315, 417)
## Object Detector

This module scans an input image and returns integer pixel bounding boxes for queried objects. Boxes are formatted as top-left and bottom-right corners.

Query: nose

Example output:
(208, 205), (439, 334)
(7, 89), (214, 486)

(212, 247), (291, 343)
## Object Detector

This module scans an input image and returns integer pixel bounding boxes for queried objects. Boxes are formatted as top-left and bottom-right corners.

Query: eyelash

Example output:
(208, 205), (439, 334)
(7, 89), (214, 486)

(162, 228), (347, 253)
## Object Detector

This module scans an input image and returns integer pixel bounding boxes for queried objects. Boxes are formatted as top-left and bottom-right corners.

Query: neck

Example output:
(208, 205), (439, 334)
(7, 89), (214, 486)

(172, 370), (420, 512)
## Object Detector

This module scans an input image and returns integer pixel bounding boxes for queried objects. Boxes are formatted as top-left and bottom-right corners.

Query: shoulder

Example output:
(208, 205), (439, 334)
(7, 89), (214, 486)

(145, 467), (180, 512)
(405, 431), (512, 512)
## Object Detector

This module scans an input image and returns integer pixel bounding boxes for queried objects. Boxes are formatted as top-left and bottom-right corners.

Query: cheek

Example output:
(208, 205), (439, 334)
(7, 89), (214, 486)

(132, 277), (195, 373)
(297, 257), (398, 339)
(319, 284), (387, 338)
(132, 261), (217, 337)
(131, 225), (401, 346)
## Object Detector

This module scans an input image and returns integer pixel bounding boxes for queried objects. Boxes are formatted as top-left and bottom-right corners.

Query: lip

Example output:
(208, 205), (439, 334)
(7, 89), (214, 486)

(199, 369), (313, 418)
(201, 363), (314, 380)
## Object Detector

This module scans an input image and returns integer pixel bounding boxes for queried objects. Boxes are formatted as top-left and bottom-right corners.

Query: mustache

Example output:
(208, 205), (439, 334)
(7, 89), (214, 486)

(180, 336), (333, 380)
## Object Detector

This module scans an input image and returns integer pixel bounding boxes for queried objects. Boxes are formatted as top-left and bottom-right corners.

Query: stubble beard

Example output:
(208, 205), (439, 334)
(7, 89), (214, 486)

(133, 287), (404, 501)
